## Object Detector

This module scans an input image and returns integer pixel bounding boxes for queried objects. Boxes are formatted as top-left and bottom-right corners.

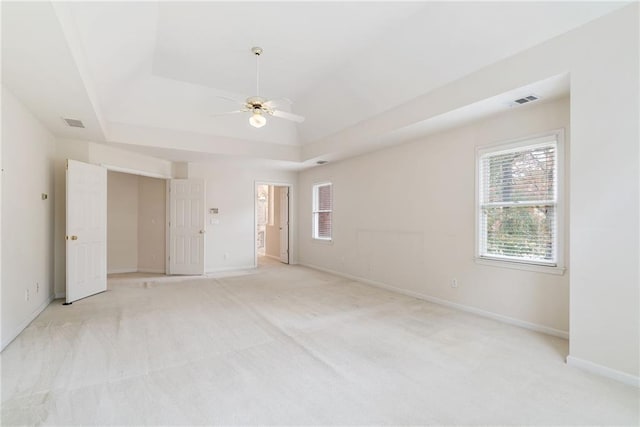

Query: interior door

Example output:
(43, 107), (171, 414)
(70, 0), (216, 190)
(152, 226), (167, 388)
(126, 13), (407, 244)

(168, 179), (205, 275)
(66, 159), (107, 303)
(279, 187), (289, 264)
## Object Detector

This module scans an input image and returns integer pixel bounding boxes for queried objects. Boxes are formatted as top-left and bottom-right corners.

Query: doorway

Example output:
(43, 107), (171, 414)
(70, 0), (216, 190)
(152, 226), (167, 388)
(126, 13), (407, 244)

(107, 171), (167, 275)
(255, 183), (290, 266)
(66, 161), (205, 303)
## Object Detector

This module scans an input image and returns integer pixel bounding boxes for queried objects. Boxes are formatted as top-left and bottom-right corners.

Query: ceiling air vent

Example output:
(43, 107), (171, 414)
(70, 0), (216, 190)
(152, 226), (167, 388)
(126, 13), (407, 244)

(63, 118), (85, 128)
(512, 94), (539, 106)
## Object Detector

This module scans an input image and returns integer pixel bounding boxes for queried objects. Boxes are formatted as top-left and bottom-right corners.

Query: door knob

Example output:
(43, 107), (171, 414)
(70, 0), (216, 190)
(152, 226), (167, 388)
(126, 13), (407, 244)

(199, 230), (205, 234)
(66, 235), (78, 240)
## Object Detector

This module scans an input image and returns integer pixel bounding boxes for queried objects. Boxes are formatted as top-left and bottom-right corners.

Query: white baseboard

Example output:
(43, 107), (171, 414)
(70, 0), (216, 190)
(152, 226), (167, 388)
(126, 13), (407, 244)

(1, 295), (55, 351)
(300, 263), (569, 340)
(107, 268), (137, 275)
(567, 356), (639, 388)
(137, 268), (165, 274)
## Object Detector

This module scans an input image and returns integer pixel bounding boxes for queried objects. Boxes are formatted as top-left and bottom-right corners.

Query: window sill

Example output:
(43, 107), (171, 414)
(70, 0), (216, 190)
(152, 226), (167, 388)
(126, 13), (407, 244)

(312, 238), (333, 245)
(475, 257), (566, 275)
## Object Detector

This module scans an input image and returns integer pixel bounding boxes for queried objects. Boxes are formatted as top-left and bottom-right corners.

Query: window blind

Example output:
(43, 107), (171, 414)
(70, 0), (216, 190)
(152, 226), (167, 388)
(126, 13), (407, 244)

(479, 141), (557, 265)
(313, 183), (332, 239)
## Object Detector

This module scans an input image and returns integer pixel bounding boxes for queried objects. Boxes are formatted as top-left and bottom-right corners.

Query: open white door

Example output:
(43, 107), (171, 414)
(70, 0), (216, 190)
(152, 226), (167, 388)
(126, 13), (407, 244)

(66, 159), (107, 303)
(168, 179), (205, 275)
(279, 187), (289, 264)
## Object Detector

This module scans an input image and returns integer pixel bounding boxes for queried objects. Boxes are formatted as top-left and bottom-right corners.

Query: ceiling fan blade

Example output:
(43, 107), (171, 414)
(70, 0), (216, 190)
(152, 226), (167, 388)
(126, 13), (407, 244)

(215, 95), (247, 106)
(271, 109), (305, 123)
(264, 98), (293, 109)
(209, 109), (246, 117)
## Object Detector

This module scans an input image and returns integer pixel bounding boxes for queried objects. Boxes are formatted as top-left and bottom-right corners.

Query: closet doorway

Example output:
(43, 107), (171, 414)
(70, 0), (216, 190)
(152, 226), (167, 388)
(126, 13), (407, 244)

(107, 171), (166, 275)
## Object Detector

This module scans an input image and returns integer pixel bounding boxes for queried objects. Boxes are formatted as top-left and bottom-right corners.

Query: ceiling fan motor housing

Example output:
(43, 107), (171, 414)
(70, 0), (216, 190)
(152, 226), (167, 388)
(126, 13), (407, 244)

(246, 96), (266, 107)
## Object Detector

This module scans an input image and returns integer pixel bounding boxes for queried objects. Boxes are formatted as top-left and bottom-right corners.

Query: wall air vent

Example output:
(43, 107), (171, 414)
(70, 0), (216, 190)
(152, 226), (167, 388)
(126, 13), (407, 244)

(512, 94), (540, 106)
(63, 118), (85, 128)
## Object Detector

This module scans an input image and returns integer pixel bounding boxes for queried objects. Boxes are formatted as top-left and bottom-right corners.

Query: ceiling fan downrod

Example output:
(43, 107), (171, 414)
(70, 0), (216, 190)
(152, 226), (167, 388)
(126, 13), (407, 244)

(252, 46), (262, 97)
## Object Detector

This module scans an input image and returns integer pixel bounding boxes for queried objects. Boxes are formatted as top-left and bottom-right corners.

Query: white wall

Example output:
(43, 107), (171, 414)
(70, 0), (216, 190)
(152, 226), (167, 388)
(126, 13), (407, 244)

(299, 3), (640, 383)
(1, 85), (56, 349)
(299, 97), (570, 335)
(88, 143), (173, 178)
(137, 175), (166, 273)
(564, 5), (639, 384)
(187, 160), (296, 272)
(107, 171), (139, 274)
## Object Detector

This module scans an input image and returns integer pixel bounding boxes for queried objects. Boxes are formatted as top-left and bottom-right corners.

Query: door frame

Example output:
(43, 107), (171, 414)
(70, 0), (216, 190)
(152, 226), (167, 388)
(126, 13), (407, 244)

(254, 181), (293, 267)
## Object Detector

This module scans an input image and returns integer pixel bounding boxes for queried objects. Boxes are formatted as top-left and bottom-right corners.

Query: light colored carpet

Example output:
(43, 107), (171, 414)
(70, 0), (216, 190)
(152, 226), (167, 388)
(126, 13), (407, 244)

(2, 259), (638, 425)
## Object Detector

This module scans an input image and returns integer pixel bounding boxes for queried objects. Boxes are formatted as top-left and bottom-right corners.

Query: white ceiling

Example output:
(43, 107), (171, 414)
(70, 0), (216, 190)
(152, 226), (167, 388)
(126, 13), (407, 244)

(1, 1), (628, 168)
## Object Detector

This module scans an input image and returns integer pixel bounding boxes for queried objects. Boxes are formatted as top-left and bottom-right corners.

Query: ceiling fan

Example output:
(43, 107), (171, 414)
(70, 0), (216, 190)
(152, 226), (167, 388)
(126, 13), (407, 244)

(213, 47), (305, 128)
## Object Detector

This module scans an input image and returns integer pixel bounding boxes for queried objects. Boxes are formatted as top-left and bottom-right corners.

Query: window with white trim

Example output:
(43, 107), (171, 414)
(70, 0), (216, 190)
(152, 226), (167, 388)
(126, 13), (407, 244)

(312, 182), (332, 240)
(477, 132), (563, 268)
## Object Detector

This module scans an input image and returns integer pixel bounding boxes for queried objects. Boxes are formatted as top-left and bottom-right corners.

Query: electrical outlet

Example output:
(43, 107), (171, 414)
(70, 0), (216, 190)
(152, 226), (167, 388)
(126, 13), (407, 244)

(25, 289), (30, 301)
(451, 278), (458, 288)
(36, 282), (40, 293)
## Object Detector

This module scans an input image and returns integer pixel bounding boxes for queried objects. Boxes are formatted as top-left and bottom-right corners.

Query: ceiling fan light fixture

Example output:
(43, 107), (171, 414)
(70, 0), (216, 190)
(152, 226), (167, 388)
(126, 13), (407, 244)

(249, 110), (267, 128)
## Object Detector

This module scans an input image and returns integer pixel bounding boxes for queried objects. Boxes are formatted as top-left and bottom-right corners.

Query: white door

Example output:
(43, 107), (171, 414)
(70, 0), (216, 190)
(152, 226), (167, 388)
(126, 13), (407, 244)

(66, 159), (107, 303)
(279, 187), (289, 264)
(168, 179), (205, 275)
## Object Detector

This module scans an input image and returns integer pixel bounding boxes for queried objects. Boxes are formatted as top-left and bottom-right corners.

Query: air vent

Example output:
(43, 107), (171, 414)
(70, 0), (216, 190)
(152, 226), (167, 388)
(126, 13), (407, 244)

(63, 118), (85, 128)
(512, 94), (539, 106)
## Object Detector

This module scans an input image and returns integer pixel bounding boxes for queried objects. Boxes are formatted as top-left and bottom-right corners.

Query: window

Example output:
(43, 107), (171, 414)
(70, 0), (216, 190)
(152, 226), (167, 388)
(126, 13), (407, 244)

(477, 131), (564, 270)
(312, 182), (332, 240)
